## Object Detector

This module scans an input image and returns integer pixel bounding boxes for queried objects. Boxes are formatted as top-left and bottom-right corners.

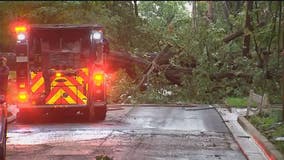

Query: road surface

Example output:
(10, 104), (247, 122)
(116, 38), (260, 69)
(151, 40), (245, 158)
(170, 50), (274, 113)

(6, 105), (247, 160)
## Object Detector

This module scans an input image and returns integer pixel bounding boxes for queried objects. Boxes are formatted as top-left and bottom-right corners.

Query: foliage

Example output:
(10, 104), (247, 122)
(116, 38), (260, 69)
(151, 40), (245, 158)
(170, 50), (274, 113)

(129, 73), (189, 104)
(107, 69), (135, 104)
(249, 109), (284, 154)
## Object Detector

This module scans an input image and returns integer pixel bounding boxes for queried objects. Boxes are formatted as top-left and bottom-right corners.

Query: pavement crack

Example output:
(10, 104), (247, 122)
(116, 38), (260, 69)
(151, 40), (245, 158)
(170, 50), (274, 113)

(98, 130), (115, 147)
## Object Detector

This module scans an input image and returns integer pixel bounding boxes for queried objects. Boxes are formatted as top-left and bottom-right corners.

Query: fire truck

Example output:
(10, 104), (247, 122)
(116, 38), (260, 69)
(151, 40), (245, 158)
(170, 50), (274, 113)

(13, 23), (108, 123)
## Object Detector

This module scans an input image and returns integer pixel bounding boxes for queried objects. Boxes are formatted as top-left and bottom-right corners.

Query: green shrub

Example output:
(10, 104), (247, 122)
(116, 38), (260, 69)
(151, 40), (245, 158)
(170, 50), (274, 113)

(249, 110), (284, 154)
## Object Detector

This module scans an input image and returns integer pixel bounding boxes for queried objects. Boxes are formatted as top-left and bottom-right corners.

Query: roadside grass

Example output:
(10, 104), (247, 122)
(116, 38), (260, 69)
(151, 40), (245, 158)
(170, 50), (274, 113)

(224, 97), (257, 108)
(248, 109), (284, 154)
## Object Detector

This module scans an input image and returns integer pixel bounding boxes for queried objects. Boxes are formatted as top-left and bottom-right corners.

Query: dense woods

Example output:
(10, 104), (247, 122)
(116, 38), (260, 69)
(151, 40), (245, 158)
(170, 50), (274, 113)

(0, 1), (283, 104)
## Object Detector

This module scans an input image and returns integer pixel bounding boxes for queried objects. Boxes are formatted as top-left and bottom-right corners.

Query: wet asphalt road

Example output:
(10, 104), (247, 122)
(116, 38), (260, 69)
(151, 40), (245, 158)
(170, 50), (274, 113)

(6, 105), (246, 160)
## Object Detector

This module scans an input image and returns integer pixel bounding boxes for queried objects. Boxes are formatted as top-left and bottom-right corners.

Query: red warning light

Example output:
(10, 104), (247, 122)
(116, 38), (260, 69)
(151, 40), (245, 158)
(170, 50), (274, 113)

(93, 72), (104, 86)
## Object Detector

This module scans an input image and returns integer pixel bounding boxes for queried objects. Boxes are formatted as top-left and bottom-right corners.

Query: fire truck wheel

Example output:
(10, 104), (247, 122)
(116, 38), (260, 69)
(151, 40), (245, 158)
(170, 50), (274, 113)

(94, 106), (107, 121)
(89, 105), (106, 122)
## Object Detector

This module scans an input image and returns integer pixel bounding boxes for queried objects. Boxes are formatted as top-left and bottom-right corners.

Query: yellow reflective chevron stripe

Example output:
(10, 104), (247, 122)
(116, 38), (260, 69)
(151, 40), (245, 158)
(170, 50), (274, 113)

(31, 77), (44, 93)
(76, 76), (84, 85)
(63, 80), (87, 102)
(46, 88), (76, 104)
(31, 72), (36, 79)
(42, 68), (90, 105)
(82, 68), (88, 75)
(46, 77), (86, 104)
(64, 93), (76, 104)
(47, 88), (63, 104)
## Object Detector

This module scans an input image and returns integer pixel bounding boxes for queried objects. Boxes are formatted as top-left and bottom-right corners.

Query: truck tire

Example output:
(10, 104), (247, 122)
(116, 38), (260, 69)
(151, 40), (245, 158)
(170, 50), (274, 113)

(88, 105), (106, 122)
(94, 105), (107, 121)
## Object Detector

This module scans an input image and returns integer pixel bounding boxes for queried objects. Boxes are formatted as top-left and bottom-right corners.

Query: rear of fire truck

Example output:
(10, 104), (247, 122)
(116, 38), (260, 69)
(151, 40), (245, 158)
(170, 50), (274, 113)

(13, 23), (108, 123)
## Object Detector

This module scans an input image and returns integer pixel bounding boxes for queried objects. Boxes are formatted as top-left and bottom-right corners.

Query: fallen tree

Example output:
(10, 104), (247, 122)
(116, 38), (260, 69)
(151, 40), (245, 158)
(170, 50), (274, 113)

(105, 44), (191, 86)
(105, 44), (252, 103)
(106, 45), (253, 88)
(209, 72), (253, 83)
(223, 21), (266, 43)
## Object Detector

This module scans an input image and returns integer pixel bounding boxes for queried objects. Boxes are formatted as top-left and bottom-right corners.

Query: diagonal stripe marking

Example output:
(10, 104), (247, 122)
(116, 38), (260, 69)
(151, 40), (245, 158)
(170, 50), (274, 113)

(47, 88), (63, 104)
(31, 77), (44, 93)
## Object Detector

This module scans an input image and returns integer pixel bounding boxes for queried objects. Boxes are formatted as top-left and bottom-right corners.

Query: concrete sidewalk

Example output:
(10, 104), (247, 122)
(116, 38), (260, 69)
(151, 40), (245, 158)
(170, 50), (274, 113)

(215, 106), (268, 160)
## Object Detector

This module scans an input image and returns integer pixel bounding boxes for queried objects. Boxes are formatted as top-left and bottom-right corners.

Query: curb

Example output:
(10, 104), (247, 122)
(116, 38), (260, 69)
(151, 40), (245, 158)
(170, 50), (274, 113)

(238, 116), (284, 160)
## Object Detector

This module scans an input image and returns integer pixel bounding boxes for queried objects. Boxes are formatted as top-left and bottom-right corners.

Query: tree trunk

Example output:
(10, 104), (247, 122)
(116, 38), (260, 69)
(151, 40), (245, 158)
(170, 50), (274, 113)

(268, 2), (278, 54)
(253, 35), (264, 68)
(223, 1), (233, 31)
(192, 1), (197, 30)
(255, 1), (260, 24)
(223, 30), (244, 43)
(278, 1), (284, 122)
(120, 44), (177, 103)
(105, 44), (185, 85)
(243, 35), (251, 58)
(242, 1), (253, 58)
(277, 1), (282, 69)
(165, 67), (192, 85)
(206, 1), (214, 23)
(133, 0), (138, 17)
(223, 21), (266, 43)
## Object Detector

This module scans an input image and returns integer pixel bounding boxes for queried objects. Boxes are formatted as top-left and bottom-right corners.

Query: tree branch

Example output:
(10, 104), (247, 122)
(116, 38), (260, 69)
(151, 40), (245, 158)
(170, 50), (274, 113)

(223, 21), (266, 43)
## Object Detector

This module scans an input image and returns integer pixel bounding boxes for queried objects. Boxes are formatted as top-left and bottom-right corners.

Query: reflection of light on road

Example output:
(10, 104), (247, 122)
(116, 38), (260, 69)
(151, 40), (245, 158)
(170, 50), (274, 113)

(7, 130), (121, 145)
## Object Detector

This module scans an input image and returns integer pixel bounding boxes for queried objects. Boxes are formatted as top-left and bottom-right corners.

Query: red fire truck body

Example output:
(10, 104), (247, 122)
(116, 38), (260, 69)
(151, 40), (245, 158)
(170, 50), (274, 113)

(14, 24), (108, 122)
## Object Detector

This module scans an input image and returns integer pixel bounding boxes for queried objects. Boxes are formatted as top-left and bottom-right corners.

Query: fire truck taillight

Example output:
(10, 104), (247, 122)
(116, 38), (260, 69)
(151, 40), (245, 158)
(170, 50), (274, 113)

(18, 92), (28, 102)
(93, 72), (104, 86)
